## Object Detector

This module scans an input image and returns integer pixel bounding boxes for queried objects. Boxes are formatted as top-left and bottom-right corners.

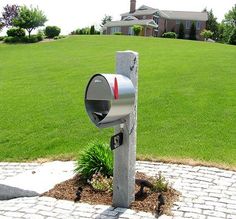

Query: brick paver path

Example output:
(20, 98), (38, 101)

(0, 161), (236, 219)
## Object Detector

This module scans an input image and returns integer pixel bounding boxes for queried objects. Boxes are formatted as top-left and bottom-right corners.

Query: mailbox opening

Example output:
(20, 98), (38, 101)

(85, 100), (111, 123)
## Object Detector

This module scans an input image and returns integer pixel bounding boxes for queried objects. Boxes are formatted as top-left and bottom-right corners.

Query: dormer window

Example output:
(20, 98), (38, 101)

(123, 16), (138, 21)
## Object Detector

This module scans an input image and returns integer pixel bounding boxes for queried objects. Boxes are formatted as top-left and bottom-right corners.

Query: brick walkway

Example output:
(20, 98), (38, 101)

(0, 161), (236, 219)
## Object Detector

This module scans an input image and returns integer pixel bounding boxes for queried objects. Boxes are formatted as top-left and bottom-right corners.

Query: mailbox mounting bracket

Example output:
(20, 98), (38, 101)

(110, 132), (123, 150)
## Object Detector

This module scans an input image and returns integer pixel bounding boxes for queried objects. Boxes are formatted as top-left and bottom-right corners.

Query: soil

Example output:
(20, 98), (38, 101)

(43, 172), (180, 217)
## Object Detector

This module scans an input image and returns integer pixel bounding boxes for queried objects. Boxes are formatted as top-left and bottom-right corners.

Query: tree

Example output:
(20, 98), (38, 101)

(200, 29), (213, 41)
(1, 4), (19, 27)
(206, 9), (219, 40)
(189, 22), (196, 40)
(13, 6), (47, 38)
(101, 15), (112, 27)
(219, 4), (236, 43)
(178, 22), (185, 39)
(225, 4), (236, 27)
(132, 25), (142, 36)
(90, 25), (95, 35)
(228, 27), (236, 45)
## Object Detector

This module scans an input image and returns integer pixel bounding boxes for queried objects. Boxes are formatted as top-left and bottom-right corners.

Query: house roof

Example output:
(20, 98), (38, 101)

(104, 19), (158, 28)
(121, 5), (159, 17)
(121, 5), (208, 21)
(162, 10), (208, 21)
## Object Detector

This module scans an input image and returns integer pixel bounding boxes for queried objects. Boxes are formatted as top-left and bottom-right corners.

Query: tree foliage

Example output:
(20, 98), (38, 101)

(1, 4), (19, 27)
(90, 25), (95, 35)
(225, 4), (236, 27)
(13, 5), (47, 37)
(189, 22), (196, 40)
(206, 9), (219, 40)
(101, 15), (112, 27)
(178, 22), (185, 39)
(0, 21), (4, 32)
(228, 27), (236, 45)
(219, 4), (236, 43)
(200, 29), (213, 41)
(132, 25), (142, 36)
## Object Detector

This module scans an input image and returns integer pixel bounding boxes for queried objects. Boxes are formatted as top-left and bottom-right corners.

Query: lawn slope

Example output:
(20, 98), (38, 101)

(0, 36), (236, 167)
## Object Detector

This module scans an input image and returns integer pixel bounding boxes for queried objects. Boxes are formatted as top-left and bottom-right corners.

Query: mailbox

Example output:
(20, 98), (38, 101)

(85, 74), (135, 128)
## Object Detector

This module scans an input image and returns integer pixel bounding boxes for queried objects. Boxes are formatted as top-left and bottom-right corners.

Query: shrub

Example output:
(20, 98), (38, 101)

(200, 29), (213, 41)
(75, 142), (113, 179)
(21, 35), (43, 43)
(4, 36), (21, 43)
(114, 32), (122, 35)
(54, 35), (66, 40)
(45, 26), (61, 38)
(0, 36), (5, 41)
(162, 32), (177, 39)
(7, 27), (25, 37)
(37, 33), (44, 41)
(228, 27), (236, 45)
(89, 172), (113, 192)
(26, 35), (39, 43)
(178, 22), (185, 39)
(189, 22), (196, 40)
(132, 25), (142, 36)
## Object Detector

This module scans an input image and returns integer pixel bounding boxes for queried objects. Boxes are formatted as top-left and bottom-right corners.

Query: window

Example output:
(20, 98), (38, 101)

(128, 27), (134, 35)
(186, 21), (191, 30)
(176, 20), (180, 25)
(111, 27), (121, 34)
(196, 21), (201, 30)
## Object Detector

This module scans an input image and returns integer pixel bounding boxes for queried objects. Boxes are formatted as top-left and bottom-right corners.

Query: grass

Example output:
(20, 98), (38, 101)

(0, 35), (236, 167)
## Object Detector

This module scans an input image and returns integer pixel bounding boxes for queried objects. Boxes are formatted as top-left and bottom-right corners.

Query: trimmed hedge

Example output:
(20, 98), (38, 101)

(162, 32), (177, 39)
(45, 26), (61, 38)
(4, 34), (43, 44)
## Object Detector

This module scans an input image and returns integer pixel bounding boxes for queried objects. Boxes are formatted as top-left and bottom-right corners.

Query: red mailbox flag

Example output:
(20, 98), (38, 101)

(113, 77), (119, 100)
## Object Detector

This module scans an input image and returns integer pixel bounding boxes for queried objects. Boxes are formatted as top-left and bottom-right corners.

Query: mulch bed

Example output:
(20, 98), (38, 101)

(43, 172), (179, 217)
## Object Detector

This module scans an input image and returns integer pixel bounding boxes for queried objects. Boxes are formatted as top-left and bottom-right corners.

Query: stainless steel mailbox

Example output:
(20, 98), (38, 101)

(85, 74), (135, 128)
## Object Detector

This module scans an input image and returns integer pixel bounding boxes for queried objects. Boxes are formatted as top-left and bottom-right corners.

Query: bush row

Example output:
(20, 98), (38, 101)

(4, 34), (43, 43)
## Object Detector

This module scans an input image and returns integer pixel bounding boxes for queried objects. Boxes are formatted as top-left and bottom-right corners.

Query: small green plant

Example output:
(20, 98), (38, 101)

(89, 172), (113, 192)
(151, 172), (168, 192)
(162, 32), (177, 39)
(75, 142), (113, 179)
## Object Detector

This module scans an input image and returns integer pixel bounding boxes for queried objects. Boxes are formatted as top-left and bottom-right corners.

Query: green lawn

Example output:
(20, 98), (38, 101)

(0, 36), (236, 167)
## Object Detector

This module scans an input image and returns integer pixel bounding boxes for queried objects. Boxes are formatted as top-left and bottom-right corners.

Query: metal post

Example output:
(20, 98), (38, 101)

(112, 51), (138, 208)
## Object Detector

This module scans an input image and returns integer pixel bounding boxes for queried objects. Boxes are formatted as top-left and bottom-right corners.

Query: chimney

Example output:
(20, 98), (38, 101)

(130, 0), (136, 13)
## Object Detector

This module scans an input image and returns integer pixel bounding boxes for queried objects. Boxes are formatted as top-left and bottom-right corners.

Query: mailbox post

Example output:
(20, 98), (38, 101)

(113, 51), (138, 208)
(84, 51), (138, 208)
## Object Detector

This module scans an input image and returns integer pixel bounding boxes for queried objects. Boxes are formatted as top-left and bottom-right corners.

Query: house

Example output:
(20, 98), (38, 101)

(103, 0), (208, 40)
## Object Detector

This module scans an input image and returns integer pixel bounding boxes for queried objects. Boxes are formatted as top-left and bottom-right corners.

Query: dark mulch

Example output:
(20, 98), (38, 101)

(43, 172), (179, 217)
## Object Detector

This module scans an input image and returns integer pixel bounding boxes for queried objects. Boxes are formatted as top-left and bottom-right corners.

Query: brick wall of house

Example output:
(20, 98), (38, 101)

(164, 19), (206, 40)
(157, 18), (166, 37)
